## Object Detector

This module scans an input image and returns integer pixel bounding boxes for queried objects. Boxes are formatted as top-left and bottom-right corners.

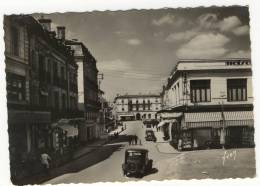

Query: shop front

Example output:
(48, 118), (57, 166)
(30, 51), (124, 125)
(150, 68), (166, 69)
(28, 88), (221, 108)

(8, 110), (51, 180)
(180, 111), (254, 150)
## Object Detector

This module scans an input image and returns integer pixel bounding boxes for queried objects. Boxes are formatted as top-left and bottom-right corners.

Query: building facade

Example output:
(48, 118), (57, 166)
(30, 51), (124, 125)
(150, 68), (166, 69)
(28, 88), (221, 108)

(159, 59), (254, 150)
(114, 94), (161, 121)
(66, 39), (100, 141)
(4, 15), (80, 180)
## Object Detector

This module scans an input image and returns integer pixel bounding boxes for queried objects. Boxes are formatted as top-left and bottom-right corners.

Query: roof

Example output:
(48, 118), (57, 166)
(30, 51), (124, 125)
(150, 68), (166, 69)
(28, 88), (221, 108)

(126, 148), (148, 152)
(115, 94), (160, 99)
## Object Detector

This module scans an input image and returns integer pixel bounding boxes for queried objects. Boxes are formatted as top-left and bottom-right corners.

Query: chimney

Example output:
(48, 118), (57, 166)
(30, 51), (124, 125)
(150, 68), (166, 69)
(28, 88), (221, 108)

(38, 16), (52, 31)
(57, 26), (66, 40)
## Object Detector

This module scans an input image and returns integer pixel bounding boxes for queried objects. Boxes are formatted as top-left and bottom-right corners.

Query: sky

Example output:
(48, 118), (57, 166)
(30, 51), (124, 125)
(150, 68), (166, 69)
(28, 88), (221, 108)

(34, 6), (251, 101)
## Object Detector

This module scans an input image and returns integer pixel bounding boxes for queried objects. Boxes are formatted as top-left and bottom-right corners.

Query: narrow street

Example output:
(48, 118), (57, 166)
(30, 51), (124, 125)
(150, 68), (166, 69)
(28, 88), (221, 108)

(44, 121), (255, 184)
(44, 121), (179, 184)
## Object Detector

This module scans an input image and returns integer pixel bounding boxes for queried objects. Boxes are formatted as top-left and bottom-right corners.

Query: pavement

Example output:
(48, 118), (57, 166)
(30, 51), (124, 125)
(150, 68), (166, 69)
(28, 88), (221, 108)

(13, 127), (125, 185)
(19, 120), (256, 184)
(155, 148), (256, 180)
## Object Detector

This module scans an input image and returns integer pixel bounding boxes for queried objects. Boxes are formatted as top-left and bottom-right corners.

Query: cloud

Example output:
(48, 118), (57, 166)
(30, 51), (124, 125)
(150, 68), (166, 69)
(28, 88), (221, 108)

(97, 59), (132, 72)
(225, 50), (251, 58)
(218, 16), (242, 32)
(165, 30), (199, 42)
(232, 25), (249, 36)
(176, 33), (230, 59)
(152, 14), (175, 26)
(125, 38), (142, 46)
(197, 13), (218, 29)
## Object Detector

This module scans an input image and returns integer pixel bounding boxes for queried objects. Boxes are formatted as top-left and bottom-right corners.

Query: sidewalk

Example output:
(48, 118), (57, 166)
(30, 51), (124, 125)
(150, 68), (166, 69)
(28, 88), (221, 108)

(73, 136), (108, 159)
(153, 130), (166, 143)
(74, 127), (125, 159)
(14, 127), (128, 185)
(153, 130), (180, 154)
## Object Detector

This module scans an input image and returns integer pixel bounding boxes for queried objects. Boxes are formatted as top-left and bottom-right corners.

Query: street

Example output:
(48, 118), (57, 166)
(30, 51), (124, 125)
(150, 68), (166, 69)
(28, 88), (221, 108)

(44, 121), (255, 184)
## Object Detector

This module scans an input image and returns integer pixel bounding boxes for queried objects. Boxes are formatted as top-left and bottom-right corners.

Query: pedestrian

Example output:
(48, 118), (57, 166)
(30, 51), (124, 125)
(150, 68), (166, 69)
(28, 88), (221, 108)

(178, 139), (182, 151)
(131, 135), (135, 145)
(134, 135), (138, 145)
(40, 152), (51, 174)
(193, 138), (198, 150)
(128, 135), (132, 145)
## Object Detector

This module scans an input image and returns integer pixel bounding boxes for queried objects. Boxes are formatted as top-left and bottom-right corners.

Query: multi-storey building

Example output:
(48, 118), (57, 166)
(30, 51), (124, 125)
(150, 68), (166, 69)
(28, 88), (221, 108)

(159, 59), (254, 149)
(66, 39), (100, 141)
(4, 15), (80, 180)
(114, 94), (161, 121)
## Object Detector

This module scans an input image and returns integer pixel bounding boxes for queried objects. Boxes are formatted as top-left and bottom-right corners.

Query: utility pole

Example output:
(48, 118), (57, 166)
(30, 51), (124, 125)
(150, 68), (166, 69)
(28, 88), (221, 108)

(220, 92), (226, 149)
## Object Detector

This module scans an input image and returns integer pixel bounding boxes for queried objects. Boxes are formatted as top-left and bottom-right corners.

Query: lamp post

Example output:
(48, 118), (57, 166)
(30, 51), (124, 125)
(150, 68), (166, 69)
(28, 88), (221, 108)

(219, 93), (226, 149)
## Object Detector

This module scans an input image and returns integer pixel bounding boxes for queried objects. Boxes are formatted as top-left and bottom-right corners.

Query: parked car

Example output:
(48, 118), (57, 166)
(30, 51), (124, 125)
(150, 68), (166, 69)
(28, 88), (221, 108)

(122, 148), (153, 177)
(145, 130), (157, 142)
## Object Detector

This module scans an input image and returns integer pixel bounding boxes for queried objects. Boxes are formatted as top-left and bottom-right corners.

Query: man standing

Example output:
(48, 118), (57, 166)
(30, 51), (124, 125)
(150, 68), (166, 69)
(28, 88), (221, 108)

(41, 152), (52, 174)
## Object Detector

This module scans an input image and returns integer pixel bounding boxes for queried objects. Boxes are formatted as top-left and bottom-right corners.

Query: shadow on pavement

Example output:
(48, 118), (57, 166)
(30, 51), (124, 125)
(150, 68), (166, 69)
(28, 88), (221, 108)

(126, 168), (158, 179)
(15, 135), (131, 185)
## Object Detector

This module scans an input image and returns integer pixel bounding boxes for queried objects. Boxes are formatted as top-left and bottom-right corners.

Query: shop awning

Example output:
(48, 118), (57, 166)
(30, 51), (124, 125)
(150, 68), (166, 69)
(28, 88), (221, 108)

(224, 111), (254, 127)
(184, 111), (254, 129)
(158, 119), (177, 127)
(161, 112), (182, 119)
(185, 112), (222, 122)
(58, 124), (78, 137)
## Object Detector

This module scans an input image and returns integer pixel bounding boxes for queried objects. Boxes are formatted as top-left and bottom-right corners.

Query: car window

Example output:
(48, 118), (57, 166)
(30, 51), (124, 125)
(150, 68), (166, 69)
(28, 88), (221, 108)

(128, 152), (142, 156)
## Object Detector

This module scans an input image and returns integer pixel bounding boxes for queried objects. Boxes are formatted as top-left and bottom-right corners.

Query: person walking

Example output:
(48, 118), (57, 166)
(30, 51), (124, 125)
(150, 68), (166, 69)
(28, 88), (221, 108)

(134, 135), (138, 145)
(40, 152), (51, 174)
(128, 135), (132, 145)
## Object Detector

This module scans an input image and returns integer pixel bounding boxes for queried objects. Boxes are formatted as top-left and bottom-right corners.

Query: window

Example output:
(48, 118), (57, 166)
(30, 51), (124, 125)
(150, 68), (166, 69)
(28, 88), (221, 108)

(121, 99), (124, 104)
(190, 80), (211, 103)
(6, 73), (25, 102)
(11, 27), (19, 56)
(227, 79), (247, 101)
(128, 100), (132, 111)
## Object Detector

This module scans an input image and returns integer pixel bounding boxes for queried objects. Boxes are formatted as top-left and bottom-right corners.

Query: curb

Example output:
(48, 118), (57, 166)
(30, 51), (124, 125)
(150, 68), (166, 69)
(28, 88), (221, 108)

(72, 128), (126, 160)
(155, 143), (181, 154)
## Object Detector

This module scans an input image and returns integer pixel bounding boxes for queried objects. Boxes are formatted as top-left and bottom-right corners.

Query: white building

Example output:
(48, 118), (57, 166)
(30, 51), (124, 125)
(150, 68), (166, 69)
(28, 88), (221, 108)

(114, 94), (161, 121)
(159, 58), (254, 149)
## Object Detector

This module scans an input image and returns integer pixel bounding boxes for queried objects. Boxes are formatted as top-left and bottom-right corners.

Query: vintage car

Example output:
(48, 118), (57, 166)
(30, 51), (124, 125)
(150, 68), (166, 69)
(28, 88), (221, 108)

(145, 130), (157, 142)
(122, 148), (153, 177)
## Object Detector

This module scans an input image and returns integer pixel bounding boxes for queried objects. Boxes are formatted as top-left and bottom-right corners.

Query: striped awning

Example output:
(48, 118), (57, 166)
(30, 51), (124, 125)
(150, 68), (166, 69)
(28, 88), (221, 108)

(184, 111), (254, 129)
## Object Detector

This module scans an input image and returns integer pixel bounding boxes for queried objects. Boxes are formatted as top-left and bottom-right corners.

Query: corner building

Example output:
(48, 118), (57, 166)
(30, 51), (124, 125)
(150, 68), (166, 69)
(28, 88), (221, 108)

(159, 59), (254, 149)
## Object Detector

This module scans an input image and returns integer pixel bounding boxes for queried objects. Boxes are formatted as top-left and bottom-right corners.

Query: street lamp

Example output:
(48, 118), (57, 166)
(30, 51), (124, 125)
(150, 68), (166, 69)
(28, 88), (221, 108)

(219, 92), (226, 149)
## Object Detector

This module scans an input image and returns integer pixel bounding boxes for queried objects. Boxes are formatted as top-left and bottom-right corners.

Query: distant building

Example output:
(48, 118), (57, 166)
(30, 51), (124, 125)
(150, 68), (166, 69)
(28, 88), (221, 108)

(66, 39), (100, 141)
(159, 59), (254, 149)
(114, 94), (161, 121)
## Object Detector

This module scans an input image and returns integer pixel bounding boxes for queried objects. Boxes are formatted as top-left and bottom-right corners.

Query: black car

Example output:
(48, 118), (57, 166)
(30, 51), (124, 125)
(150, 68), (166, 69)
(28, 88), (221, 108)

(122, 148), (153, 177)
(145, 130), (157, 142)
